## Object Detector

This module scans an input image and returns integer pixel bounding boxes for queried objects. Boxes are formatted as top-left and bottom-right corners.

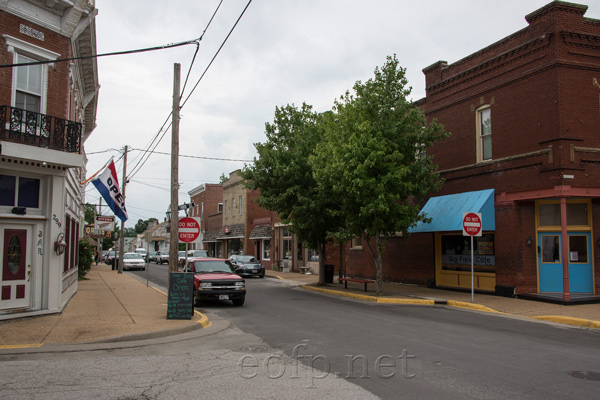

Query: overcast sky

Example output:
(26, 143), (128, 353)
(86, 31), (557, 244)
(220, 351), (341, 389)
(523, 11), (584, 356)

(84, 0), (600, 227)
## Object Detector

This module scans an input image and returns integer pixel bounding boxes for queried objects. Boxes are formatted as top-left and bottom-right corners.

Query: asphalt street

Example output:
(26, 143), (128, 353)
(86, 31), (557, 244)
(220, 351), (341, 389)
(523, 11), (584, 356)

(2, 270), (599, 399)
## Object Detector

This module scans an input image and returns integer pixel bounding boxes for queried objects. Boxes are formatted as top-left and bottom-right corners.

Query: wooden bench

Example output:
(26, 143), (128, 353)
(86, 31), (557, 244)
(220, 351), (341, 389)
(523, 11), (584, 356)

(338, 278), (376, 292)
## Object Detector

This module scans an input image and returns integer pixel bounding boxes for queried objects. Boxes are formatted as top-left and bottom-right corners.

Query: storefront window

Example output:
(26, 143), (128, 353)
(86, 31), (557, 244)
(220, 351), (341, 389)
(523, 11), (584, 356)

(262, 239), (271, 260)
(282, 227), (292, 259)
(307, 248), (319, 262)
(441, 234), (495, 273)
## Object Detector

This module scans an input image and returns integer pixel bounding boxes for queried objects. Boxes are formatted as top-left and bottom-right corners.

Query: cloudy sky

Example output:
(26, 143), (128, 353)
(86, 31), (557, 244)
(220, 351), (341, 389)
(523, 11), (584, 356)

(84, 0), (600, 227)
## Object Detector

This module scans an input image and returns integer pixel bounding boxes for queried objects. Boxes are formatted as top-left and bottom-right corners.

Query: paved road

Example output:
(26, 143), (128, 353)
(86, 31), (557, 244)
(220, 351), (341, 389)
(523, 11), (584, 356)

(4, 272), (599, 399)
(212, 277), (600, 399)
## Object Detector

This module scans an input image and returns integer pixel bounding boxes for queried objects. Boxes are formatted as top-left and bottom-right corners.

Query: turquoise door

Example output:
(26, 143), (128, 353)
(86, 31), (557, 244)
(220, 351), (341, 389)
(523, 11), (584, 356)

(567, 232), (593, 293)
(538, 232), (593, 293)
(538, 233), (562, 292)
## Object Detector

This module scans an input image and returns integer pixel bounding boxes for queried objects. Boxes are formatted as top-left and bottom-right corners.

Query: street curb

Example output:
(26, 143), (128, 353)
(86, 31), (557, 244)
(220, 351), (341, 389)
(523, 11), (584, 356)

(446, 300), (505, 314)
(531, 315), (600, 329)
(302, 285), (435, 305)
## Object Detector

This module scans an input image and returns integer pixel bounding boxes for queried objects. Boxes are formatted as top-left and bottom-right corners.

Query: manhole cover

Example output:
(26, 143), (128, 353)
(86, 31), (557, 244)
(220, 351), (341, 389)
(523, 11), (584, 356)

(240, 345), (271, 353)
(569, 371), (600, 381)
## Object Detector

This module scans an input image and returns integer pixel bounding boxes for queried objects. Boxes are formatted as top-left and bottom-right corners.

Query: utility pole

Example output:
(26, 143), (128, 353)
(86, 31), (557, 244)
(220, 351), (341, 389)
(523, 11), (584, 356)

(169, 63), (181, 272)
(118, 145), (128, 274)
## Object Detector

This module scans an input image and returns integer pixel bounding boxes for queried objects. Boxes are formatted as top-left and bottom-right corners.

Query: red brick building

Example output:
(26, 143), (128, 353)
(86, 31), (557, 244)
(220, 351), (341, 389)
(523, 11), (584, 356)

(188, 183), (223, 252)
(343, 1), (600, 302)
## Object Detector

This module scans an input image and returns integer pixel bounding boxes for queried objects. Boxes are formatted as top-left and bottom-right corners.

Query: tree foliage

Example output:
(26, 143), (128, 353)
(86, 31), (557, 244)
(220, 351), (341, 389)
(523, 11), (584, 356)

(311, 55), (449, 294)
(84, 203), (96, 225)
(241, 104), (341, 284)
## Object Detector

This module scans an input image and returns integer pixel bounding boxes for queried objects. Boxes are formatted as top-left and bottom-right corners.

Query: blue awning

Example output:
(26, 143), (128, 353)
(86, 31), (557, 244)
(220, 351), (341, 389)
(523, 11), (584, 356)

(409, 189), (495, 233)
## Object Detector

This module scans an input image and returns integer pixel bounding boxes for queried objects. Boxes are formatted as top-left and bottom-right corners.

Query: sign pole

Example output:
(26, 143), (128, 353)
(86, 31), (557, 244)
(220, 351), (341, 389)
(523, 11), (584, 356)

(462, 212), (482, 304)
(471, 235), (474, 303)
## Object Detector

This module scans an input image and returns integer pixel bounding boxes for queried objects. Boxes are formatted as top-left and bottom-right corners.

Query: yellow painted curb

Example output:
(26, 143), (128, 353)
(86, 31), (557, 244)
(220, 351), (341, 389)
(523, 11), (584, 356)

(0, 343), (43, 350)
(377, 298), (435, 305)
(302, 285), (378, 302)
(445, 300), (503, 314)
(152, 287), (211, 327)
(302, 286), (435, 305)
(531, 315), (600, 329)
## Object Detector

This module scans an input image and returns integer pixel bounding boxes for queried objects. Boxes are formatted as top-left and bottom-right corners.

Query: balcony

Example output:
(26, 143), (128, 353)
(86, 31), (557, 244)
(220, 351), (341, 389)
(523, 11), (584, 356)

(0, 105), (81, 154)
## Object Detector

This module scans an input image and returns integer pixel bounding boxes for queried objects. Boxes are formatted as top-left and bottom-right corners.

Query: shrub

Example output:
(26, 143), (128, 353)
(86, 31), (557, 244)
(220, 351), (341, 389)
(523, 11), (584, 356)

(78, 239), (95, 279)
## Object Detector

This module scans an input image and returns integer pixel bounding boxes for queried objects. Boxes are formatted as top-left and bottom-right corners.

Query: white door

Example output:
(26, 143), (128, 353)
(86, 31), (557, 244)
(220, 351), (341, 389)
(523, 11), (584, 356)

(1, 225), (32, 310)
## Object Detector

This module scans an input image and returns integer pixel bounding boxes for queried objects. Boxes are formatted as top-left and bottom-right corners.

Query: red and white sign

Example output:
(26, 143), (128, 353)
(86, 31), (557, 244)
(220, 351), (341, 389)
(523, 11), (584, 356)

(178, 217), (201, 243)
(462, 212), (482, 237)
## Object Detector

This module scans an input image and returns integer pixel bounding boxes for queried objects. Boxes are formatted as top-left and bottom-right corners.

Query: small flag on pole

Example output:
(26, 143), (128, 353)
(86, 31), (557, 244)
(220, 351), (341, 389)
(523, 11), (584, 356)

(91, 161), (128, 222)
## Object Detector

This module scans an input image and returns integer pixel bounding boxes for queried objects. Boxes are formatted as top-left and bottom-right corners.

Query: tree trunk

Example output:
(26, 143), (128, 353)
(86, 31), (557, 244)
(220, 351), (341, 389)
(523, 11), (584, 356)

(374, 228), (383, 296)
(318, 241), (327, 286)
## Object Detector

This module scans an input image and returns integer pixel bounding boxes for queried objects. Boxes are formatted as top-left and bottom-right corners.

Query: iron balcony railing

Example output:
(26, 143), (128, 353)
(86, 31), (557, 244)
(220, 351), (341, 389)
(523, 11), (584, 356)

(0, 105), (82, 154)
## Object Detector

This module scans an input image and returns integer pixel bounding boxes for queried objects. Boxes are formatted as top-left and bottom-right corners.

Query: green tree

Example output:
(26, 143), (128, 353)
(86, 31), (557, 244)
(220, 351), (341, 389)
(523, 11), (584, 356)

(124, 227), (137, 237)
(312, 55), (449, 295)
(134, 219), (147, 234)
(84, 203), (96, 225)
(219, 173), (228, 183)
(241, 103), (341, 285)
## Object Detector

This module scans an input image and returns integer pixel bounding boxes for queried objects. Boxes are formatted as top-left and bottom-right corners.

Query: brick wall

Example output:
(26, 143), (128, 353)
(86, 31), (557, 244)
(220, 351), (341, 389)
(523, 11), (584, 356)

(0, 11), (72, 119)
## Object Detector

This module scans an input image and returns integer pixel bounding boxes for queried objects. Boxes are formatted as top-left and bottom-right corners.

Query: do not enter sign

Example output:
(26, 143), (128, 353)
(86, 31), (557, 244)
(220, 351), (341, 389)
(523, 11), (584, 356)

(178, 217), (201, 243)
(462, 212), (482, 237)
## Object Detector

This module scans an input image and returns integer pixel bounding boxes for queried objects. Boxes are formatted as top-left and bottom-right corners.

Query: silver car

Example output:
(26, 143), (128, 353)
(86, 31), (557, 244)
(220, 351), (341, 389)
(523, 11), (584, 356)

(229, 254), (265, 278)
(122, 252), (146, 271)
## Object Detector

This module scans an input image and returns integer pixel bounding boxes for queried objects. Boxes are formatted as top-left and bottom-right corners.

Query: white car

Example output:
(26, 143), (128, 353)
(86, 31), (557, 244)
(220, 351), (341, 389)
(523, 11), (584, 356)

(122, 252), (146, 270)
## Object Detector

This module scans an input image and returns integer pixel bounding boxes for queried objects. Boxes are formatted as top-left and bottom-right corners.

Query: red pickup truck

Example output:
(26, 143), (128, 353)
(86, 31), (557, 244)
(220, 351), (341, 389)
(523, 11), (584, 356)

(181, 258), (246, 306)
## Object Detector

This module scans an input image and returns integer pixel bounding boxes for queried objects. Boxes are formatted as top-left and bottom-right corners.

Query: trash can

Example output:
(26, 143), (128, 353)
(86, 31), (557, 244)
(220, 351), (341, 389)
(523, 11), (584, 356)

(324, 264), (334, 284)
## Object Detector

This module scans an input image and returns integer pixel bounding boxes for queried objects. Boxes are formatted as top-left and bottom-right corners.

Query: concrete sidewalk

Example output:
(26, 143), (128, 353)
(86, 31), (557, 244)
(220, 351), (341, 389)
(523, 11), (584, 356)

(1, 265), (599, 351)
(0, 264), (206, 349)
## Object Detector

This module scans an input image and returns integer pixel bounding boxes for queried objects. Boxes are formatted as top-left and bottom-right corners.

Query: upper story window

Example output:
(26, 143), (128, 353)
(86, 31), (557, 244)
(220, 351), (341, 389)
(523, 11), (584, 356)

(218, 203), (223, 213)
(239, 195), (242, 215)
(4, 35), (60, 115)
(15, 54), (42, 113)
(224, 200), (228, 217)
(476, 106), (492, 162)
(231, 197), (235, 217)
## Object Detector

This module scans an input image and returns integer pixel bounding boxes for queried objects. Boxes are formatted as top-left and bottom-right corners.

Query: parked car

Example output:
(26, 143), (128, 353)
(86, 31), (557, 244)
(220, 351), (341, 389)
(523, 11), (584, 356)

(188, 249), (208, 258)
(105, 251), (117, 264)
(229, 254), (265, 278)
(181, 258), (245, 306)
(135, 248), (147, 259)
(157, 251), (169, 264)
(147, 251), (158, 262)
(177, 250), (187, 269)
(122, 252), (146, 271)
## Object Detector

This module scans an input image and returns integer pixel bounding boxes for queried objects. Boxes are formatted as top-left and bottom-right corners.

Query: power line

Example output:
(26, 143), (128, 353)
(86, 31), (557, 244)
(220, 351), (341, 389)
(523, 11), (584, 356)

(180, 0), (253, 109)
(0, 38), (200, 68)
(126, 1), (225, 182)
(130, 148), (252, 162)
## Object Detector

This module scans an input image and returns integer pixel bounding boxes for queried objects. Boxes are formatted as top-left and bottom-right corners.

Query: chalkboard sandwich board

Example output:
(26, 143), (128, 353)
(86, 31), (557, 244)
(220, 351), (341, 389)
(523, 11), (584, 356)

(167, 272), (194, 319)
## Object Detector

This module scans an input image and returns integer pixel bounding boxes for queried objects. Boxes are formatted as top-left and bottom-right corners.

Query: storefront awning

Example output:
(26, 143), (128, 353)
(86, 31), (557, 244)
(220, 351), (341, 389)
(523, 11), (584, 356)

(409, 189), (495, 233)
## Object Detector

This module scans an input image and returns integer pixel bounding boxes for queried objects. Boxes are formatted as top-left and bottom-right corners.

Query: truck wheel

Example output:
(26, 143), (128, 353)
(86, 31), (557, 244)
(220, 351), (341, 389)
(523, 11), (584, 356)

(232, 297), (245, 306)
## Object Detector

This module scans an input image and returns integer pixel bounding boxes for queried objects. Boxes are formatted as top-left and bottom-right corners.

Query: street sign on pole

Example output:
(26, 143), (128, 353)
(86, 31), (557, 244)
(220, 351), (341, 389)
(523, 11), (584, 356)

(462, 212), (482, 237)
(463, 212), (483, 303)
(178, 217), (201, 243)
